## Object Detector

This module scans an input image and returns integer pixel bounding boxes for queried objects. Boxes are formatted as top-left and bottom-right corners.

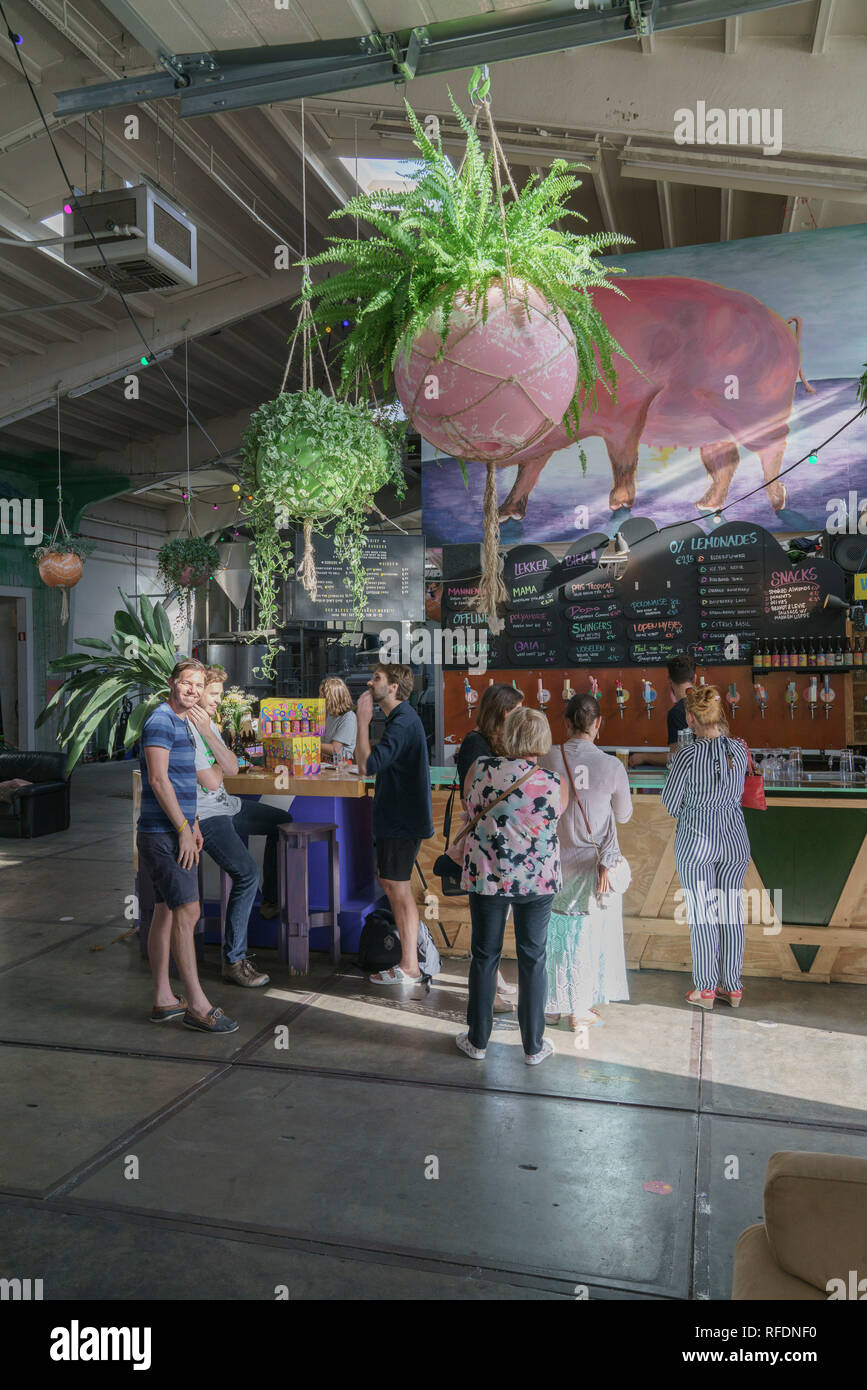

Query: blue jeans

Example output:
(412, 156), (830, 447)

(199, 802), (292, 962)
(467, 892), (553, 1056)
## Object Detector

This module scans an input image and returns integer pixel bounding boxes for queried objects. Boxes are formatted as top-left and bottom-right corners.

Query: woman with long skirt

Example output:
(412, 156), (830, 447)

(541, 693), (633, 1030)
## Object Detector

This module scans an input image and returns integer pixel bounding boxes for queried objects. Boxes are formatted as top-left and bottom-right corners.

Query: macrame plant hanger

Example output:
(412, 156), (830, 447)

(167, 336), (203, 635)
(46, 394), (75, 624)
(278, 97), (337, 602)
(462, 66), (521, 634)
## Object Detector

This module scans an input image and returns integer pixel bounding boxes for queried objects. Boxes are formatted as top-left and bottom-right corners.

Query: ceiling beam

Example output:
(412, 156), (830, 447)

(657, 180), (675, 247)
(54, 2), (814, 119)
(812, 0), (836, 55)
(0, 263), (304, 420)
(719, 185), (734, 240)
(724, 15), (740, 52)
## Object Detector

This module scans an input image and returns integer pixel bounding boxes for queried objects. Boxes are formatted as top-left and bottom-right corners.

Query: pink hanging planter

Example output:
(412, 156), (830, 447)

(394, 278), (578, 464)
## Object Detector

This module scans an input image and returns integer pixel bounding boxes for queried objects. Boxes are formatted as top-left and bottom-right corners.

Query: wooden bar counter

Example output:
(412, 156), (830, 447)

(417, 773), (867, 984)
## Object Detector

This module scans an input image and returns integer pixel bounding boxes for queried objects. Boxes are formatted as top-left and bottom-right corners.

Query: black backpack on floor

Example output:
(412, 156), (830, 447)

(356, 909), (402, 972)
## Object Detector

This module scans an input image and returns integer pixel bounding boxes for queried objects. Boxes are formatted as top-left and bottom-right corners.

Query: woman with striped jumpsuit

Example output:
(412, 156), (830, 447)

(661, 684), (749, 1009)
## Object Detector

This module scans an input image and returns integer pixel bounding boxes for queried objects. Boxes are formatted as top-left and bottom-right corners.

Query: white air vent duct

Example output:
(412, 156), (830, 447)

(63, 184), (197, 292)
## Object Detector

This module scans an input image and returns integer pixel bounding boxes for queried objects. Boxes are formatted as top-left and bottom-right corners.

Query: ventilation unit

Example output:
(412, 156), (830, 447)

(63, 184), (197, 292)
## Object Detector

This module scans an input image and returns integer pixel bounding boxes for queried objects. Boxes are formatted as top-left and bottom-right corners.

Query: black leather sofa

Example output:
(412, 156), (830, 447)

(0, 752), (71, 838)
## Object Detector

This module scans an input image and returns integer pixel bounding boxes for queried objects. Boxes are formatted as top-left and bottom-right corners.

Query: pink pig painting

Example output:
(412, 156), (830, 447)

(498, 276), (814, 520)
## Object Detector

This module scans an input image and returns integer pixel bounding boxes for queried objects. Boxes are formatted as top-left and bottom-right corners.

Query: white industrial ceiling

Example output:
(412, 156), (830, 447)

(0, 0), (864, 514)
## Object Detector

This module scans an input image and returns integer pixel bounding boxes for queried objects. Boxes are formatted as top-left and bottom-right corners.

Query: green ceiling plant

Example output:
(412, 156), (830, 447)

(157, 535), (221, 630)
(32, 534), (95, 563)
(239, 385), (405, 680)
(36, 589), (177, 774)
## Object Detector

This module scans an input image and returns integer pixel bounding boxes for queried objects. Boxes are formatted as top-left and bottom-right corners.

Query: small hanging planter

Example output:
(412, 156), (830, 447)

(157, 536), (221, 631)
(34, 536), (94, 624)
(240, 386), (405, 678)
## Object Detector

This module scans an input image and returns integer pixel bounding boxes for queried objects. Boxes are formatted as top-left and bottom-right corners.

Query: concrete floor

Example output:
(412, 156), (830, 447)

(1, 762), (865, 1300)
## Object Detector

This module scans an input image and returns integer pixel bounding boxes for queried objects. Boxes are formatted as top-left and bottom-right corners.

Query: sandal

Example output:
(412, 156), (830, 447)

(494, 994), (515, 1014)
(715, 988), (743, 1008)
(369, 966), (422, 985)
(685, 989), (716, 1011)
(545, 1012), (561, 1025)
(569, 1011), (604, 1030)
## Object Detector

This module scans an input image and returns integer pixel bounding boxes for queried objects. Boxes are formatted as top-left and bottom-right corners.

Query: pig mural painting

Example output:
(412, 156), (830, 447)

(497, 276), (814, 521)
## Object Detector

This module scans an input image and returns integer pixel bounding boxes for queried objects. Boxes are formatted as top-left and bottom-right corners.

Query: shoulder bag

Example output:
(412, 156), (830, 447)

(733, 738), (767, 811)
(559, 744), (632, 897)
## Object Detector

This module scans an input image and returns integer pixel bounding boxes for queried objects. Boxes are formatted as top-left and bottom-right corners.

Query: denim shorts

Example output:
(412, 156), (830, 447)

(137, 830), (199, 909)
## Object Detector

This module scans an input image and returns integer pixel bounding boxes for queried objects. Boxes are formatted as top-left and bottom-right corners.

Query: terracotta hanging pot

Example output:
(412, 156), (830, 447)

(394, 278), (578, 464)
(38, 550), (84, 624)
(38, 551), (84, 589)
(177, 563), (211, 588)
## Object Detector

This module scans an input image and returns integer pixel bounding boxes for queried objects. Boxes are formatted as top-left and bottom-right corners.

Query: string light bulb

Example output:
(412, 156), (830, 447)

(231, 483), (240, 493)
(809, 451), (819, 465)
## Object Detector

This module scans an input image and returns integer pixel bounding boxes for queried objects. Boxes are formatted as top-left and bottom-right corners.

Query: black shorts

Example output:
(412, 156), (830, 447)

(137, 830), (199, 909)
(375, 836), (422, 883)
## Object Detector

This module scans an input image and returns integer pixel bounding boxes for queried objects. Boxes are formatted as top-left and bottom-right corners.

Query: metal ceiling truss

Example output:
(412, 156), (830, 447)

(55, 0), (810, 121)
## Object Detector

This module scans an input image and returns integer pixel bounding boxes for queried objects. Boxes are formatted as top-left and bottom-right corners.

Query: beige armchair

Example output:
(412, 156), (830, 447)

(732, 1150), (867, 1300)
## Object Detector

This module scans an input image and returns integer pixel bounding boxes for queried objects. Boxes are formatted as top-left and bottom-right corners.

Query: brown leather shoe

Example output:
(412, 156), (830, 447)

(222, 957), (270, 988)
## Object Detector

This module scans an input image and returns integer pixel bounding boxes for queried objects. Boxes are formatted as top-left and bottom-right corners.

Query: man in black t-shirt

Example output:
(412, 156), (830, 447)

(630, 654), (696, 768)
(356, 663), (434, 984)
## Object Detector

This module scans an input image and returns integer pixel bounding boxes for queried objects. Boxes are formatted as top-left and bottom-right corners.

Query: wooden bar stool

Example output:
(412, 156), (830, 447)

(277, 822), (341, 974)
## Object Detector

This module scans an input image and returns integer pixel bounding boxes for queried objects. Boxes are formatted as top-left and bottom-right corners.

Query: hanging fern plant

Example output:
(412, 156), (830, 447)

(300, 92), (632, 433)
(298, 79), (632, 626)
(240, 387), (405, 678)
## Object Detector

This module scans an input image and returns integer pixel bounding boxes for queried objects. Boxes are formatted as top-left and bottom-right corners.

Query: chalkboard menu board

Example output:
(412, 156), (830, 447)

(441, 519), (847, 668)
(292, 532), (425, 623)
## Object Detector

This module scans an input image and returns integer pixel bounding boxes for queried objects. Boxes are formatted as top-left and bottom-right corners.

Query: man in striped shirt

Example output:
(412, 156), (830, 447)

(137, 658), (238, 1034)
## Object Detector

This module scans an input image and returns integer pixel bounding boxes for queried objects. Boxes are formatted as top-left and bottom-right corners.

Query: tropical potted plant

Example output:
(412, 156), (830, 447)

(239, 387), (405, 677)
(36, 590), (177, 773)
(301, 78), (631, 624)
(33, 534), (95, 624)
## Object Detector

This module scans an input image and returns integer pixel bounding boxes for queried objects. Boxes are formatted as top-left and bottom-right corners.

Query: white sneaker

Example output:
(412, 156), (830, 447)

(456, 1032), (486, 1060)
(524, 1038), (554, 1066)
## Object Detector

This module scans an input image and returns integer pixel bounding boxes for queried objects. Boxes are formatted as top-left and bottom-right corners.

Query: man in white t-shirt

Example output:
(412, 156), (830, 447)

(187, 667), (292, 987)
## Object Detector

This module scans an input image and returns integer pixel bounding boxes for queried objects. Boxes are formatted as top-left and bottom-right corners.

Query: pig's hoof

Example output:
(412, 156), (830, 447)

(609, 494), (633, 511)
(499, 499), (527, 521)
(768, 484), (788, 512)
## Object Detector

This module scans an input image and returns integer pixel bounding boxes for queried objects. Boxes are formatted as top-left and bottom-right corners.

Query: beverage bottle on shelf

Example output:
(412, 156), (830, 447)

(771, 639), (781, 670)
(760, 638), (769, 669)
(752, 641), (762, 672)
(855, 636), (864, 669)
(798, 638), (807, 669)
(817, 636), (827, 666)
(833, 637), (841, 667)
(780, 638), (788, 670)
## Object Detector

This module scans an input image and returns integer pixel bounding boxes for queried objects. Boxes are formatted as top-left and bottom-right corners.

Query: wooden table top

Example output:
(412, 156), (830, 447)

(131, 767), (369, 798)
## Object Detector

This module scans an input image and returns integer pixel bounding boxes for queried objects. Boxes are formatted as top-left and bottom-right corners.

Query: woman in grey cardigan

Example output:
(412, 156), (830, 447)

(541, 692), (633, 1029)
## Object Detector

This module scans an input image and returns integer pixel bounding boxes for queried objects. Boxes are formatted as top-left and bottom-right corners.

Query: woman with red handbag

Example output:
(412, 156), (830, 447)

(661, 685), (751, 1011)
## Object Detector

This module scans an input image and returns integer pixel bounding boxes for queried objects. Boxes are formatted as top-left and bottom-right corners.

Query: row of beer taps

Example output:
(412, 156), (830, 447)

(464, 673), (838, 721)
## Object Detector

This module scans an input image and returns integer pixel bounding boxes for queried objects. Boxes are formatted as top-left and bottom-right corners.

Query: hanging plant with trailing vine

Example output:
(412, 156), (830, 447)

(240, 387), (405, 678)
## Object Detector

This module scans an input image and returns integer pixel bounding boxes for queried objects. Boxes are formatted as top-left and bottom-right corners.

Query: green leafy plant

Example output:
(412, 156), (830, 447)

(857, 365), (867, 412)
(239, 387), (405, 677)
(300, 94), (632, 435)
(36, 589), (177, 774)
(32, 534), (95, 563)
(156, 536), (220, 590)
